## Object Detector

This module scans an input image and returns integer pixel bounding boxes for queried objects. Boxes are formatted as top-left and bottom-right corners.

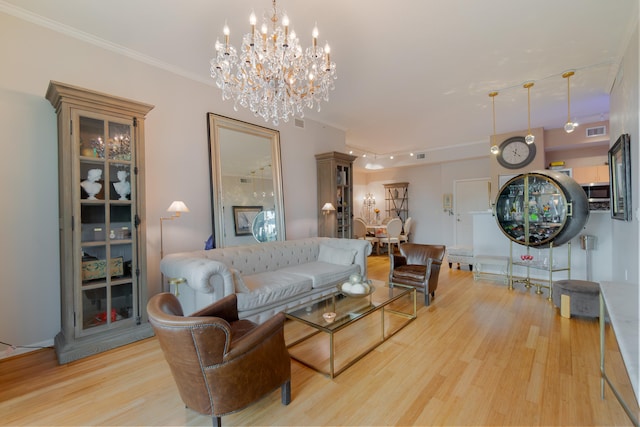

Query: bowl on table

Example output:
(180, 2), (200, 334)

(338, 280), (375, 298)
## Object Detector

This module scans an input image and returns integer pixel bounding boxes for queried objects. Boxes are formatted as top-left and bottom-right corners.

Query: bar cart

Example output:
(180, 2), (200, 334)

(494, 170), (589, 299)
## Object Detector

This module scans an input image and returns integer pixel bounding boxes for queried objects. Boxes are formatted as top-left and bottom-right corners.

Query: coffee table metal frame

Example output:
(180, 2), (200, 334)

(284, 281), (416, 378)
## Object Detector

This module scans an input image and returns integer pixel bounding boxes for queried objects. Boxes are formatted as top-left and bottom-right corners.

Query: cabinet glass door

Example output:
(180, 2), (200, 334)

(77, 112), (137, 334)
(495, 174), (568, 246)
(336, 164), (351, 238)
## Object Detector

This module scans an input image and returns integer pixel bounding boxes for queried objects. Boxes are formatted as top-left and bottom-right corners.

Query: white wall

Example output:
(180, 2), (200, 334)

(609, 21), (640, 285)
(0, 13), (345, 353)
(354, 157), (490, 247)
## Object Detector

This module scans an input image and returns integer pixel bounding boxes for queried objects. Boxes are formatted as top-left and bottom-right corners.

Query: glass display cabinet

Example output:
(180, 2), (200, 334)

(494, 170), (589, 298)
(47, 81), (154, 363)
(316, 152), (357, 238)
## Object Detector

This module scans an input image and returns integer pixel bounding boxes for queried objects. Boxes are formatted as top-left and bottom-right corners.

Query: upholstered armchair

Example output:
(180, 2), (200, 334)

(147, 293), (291, 427)
(389, 243), (446, 306)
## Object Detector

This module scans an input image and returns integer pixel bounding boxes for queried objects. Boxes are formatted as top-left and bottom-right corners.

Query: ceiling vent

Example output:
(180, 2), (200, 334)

(416, 153), (426, 160)
(294, 118), (305, 128)
(586, 125), (606, 137)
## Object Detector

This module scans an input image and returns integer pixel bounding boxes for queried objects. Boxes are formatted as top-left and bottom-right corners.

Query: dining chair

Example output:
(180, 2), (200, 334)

(380, 217), (402, 255)
(400, 217), (413, 243)
(354, 217), (379, 255)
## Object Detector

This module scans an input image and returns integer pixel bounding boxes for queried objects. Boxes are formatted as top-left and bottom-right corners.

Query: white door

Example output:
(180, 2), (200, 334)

(454, 178), (491, 248)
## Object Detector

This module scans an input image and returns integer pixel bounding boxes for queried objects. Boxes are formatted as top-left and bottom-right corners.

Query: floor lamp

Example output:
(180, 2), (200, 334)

(160, 201), (190, 293)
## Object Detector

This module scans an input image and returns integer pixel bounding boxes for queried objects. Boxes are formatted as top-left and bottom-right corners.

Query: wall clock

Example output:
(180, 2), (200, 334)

(496, 136), (536, 169)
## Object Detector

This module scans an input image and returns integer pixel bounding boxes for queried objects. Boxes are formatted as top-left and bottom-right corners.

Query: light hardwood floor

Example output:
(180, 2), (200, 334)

(1, 254), (638, 426)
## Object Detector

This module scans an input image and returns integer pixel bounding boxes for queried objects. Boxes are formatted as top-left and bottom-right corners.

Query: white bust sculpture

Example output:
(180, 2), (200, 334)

(113, 170), (131, 200)
(81, 168), (102, 200)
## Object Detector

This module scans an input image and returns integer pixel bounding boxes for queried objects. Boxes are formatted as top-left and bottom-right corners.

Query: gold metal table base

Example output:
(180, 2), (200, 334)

(510, 277), (553, 301)
(285, 284), (416, 379)
(508, 241), (571, 303)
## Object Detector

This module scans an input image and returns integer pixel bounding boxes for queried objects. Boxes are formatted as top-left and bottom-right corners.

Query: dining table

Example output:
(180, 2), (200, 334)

(366, 224), (387, 237)
(365, 224), (388, 255)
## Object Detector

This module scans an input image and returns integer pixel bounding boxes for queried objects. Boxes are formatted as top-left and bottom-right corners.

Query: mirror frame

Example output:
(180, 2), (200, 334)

(207, 113), (286, 247)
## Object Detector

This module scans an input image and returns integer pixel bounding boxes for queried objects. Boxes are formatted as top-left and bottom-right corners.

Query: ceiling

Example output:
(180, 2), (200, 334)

(4, 0), (638, 169)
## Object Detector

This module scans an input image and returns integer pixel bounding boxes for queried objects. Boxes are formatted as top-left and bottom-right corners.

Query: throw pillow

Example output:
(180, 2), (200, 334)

(317, 244), (356, 266)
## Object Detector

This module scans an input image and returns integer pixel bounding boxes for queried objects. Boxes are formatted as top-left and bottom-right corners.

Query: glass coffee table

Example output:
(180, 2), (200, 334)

(284, 280), (416, 378)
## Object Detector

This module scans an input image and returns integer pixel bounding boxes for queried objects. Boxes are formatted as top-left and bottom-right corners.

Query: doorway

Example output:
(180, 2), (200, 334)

(453, 178), (491, 248)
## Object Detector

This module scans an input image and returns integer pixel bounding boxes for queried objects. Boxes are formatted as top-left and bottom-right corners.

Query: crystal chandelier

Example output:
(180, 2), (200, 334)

(210, 0), (337, 126)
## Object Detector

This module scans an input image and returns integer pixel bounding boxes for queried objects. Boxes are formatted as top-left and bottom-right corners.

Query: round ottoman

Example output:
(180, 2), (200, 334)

(552, 280), (600, 318)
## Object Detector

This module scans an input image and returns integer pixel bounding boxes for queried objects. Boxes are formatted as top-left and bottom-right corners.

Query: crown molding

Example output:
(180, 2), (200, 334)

(0, 1), (211, 86)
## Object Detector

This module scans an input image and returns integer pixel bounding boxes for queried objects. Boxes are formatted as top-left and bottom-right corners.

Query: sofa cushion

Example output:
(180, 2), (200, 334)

(282, 261), (359, 289)
(236, 271), (313, 312)
(393, 264), (427, 281)
(317, 244), (357, 266)
(230, 268), (250, 293)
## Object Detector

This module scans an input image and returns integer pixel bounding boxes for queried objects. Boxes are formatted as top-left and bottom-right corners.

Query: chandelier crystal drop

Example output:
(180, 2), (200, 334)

(210, 0), (337, 126)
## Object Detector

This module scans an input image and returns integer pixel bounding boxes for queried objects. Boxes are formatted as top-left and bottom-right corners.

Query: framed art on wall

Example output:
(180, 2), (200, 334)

(608, 133), (632, 221)
(233, 206), (263, 236)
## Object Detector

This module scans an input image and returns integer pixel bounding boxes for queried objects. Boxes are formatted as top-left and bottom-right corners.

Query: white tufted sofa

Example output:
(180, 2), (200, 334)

(160, 237), (372, 323)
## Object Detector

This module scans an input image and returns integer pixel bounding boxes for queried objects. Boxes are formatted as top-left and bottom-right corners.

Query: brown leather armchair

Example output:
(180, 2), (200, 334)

(389, 243), (446, 306)
(147, 293), (291, 427)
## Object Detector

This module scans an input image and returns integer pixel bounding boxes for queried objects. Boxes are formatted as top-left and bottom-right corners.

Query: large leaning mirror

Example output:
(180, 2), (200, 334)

(207, 113), (285, 248)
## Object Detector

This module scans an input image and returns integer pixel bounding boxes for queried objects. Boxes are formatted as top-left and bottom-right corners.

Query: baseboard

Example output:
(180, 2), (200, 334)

(0, 338), (54, 360)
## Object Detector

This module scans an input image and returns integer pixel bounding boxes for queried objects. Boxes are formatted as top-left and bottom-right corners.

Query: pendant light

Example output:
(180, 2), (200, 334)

(563, 71), (577, 133)
(489, 91), (499, 154)
(523, 81), (535, 144)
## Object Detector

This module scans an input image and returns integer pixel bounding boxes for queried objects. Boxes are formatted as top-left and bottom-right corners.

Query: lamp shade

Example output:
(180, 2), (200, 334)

(167, 200), (190, 213)
(322, 202), (336, 212)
